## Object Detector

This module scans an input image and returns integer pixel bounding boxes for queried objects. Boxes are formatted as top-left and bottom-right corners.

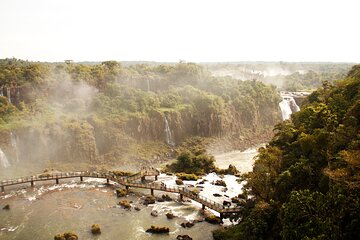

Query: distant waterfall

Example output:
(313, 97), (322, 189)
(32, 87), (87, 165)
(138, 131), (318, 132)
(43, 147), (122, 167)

(279, 93), (301, 120)
(0, 148), (10, 168)
(147, 79), (150, 92)
(164, 116), (175, 146)
(10, 132), (20, 162)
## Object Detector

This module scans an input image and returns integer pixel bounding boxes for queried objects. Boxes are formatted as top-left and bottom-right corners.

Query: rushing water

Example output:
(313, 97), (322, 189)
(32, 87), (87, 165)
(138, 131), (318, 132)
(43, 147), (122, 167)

(0, 147), (260, 240)
(279, 92), (301, 120)
(10, 132), (19, 163)
(0, 148), (10, 169)
(164, 116), (175, 146)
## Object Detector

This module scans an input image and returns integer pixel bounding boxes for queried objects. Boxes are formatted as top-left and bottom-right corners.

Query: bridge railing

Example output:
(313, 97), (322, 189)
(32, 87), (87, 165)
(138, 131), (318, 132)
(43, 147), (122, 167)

(1, 170), (242, 213)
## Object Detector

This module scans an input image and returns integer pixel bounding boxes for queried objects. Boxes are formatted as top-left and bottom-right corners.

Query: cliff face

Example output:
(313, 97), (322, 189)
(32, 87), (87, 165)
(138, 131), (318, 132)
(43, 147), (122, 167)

(0, 97), (281, 170)
(0, 121), (98, 169)
(125, 102), (281, 145)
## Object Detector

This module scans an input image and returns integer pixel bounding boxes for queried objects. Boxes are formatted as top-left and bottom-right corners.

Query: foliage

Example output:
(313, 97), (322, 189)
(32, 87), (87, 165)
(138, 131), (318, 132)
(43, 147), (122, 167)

(90, 224), (101, 234)
(175, 173), (199, 181)
(205, 215), (222, 224)
(115, 188), (127, 197)
(54, 232), (78, 240)
(214, 65), (360, 239)
(216, 164), (239, 175)
(119, 200), (131, 209)
(111, 171), (133, 177)
(167, 150), (216, 175)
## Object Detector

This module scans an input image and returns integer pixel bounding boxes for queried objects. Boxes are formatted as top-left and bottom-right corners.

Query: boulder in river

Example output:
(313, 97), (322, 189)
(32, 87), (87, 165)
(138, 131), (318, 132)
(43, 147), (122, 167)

(91, 224), (101, 234)
(151, 210), (159, 217)
(119, 200), (131, 209)
(143, 196), (156, 205)
(162, 194), (172, 201)
(2, 204), (10, 210)
(205, 215), (222, 224)
(214, 180), (227, 187)
(177, 235), (193, 240)
(145, 226), (170, 234)
(180, 221), (194, 228)
(166, 212), (175, 219)
(54, 232), (78, 240)
(223, 200), (231, 206)
(175, 179), (184, 185)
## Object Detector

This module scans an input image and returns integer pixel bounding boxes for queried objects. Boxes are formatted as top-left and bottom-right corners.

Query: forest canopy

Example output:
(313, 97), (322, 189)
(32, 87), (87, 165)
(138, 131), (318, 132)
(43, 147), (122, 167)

(213, 64), (360, 240)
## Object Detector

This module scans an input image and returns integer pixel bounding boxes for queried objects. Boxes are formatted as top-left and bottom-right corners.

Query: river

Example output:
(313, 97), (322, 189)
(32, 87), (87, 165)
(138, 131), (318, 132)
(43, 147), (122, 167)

(0, 146), (260, 240)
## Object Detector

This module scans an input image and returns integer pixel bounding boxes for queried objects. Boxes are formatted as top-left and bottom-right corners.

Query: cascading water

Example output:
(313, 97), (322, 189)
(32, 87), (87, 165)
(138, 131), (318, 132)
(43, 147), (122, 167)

(0, 148), (11, 168)
(10, 132), (20, 162)
(164, 116), (175, 146)
(279, 93), (301, 120)
(147, 78), (150, 92)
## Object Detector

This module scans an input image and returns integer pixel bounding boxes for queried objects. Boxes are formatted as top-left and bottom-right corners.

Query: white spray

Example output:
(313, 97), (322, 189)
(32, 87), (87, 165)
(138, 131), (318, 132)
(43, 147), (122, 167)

(164, 116), (175, 146)
(279, 93), (301, 120)
(0, 148), (11, 168)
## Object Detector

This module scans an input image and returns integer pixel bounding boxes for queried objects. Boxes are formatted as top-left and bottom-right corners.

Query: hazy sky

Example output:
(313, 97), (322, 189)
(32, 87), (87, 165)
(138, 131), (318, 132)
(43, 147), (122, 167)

(0, 0), (359, 62)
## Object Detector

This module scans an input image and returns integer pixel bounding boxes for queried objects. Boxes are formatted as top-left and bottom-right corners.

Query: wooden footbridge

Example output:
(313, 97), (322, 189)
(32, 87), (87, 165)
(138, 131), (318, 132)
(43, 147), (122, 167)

(0, 167), (242, 218)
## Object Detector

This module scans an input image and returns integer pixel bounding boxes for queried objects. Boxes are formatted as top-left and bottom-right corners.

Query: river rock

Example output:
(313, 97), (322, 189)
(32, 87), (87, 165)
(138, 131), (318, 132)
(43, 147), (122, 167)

(119, 200), (131, 209)
(146, 226), (169, 234)
(54, 232), (78, 240)
(162, 194), (172, 201)
(180, 221), (194, 228)
(205, 215), (222, 224)
(151, 210), (159, 217)
(2, 204), (10, 210)
(214, 180), (227, 187)
(134, 206), (141, 211)
(197, 179), (207, 184)
(143, 196), (156, 205)
(166, 212), (175, 219)
(213, 193), (222, 197)
(175, 179), (184, 185)
(177, 235), (193, 240)
(156, 197), (165, 202)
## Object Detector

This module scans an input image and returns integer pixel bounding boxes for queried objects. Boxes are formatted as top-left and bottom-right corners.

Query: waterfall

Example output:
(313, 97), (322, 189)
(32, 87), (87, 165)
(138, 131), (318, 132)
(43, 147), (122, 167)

(164, 116), (175, 146)
(0, 148), (11, 168)
(289, 97), (300, 112)
(147, 79), (150, 92)
(279, 93), (301, 120)
(10, 132), (20, 162)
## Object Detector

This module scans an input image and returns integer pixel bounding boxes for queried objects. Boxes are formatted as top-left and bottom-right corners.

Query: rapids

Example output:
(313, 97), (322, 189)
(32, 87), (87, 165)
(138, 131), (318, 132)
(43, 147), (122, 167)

(0, 147), (260, 239)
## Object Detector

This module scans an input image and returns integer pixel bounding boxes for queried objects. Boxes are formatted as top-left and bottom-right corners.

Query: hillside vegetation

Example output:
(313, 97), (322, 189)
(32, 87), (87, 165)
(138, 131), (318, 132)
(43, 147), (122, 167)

(0, 59), (281, 173)
(213, 65), (360, 239)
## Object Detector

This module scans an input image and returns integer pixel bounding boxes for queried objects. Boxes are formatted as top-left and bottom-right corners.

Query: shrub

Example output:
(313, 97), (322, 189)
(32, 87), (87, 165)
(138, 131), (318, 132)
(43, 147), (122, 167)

(176, 173), (199, 181)
(54, 232), (78, 240)
(205, 215), (222, 224)
(116, 188), (127, 197)
(91, 224), (101, 234)
(119, 200), (131, 209)
(143, 196), (156, 205)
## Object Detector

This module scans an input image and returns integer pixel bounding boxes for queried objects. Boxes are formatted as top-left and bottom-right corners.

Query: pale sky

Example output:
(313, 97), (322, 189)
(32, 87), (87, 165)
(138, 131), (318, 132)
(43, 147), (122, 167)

(0, 0), (359, 62)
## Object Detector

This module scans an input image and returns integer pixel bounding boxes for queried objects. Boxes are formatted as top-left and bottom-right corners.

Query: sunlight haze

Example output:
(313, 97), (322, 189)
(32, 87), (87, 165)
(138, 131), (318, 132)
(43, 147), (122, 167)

(0, 0), (359, 62)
